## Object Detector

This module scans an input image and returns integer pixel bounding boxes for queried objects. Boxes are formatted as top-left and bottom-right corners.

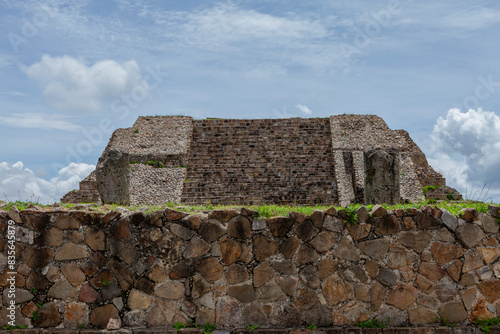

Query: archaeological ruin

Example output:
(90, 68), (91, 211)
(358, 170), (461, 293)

(61, 115), (461, 206)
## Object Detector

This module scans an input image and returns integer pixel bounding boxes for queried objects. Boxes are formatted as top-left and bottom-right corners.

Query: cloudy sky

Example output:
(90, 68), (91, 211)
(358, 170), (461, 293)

(0, 0), (499, 204)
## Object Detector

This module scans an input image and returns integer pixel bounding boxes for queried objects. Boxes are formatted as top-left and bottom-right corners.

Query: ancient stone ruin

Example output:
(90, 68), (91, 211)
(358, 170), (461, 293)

(62, 115), (461, 205)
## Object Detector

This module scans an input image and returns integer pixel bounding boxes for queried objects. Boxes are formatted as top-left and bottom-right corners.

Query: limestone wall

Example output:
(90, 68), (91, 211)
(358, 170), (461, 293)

(1, 204), (499, 330)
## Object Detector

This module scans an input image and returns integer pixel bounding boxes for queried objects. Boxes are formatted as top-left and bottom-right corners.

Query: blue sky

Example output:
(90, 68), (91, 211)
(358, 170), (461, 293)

(1, 0), (499, 203)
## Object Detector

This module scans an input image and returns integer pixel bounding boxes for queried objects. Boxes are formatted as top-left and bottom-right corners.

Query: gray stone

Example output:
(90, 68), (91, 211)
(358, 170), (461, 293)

(438, 302), (468, 323)
(155, 280), (185, 300)
(333, 236), (360, 262)
(456, 223), (485, 248)
(48, 278), (78, 300)
(258, 281), (287, 303)
(377, 267), (399, 287)
(481, 214), (499, 233)
(323, 215), (343, 233)
(440, 209), (458, 231)
(2, 288), (33, 305)
(124, 309), (146, 327)
(96, 149), (130, 204)
(397, 230), (432, 253)
(364, 147), (400, 205)
(357, 238), (389, 261)
(169, 223), (194, 240)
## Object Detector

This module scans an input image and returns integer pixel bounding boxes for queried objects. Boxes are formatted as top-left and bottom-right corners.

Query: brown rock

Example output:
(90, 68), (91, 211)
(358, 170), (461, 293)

(409, 308), (439, 325)
(387, 243), (415, 269)
(129, 289), (153, 310)
(226, 264), (249, 285)
(318, 258), (338, 280)
(370, 282), (387, 311)
(33, 302), (61, 328)
(271, 305), (301, 327)
(228, 284), (257, 303)
(91, 270), (114, 289)
(268, 216), (294, 237)
(199, 222), (225, 243)
(295, 244), (319, 265)
(295, 221), (315, 241)
(431, 242), (464, 266)
(470, 298), (494, 322)
(134, 277), (155, 295)
(220, 237), (242, 265)
(366, 259), (379, 278)
(43, 227), (63, 246)
(253, 234), (278, 261)
(386, 283), (417, 310)
(355, 283), (370, 302)
(463, 254), (484, 273)
(478, 280), (500, 303)
(165, 208), (189, 221)
(169, 223), (194, 240)
(146, 299), (187, 327)
(461, 208), (479, 221)
(446, 259), (463, 282)
(309, 231), (336, 253)
(110, 239), (140, 265)
(169, 262), (193, 280)
(300, 265), (321, 289)
(461, 272), (478, 286)
(109, 259), (134, 290)
(333, 236), (360, 261)
(438, 302), (468, 324)
(419, 262), (446, 281)
(399, 265), (415, 282)
(417, 211), (442, 230)
(148, 262), (168, 283)
(377, 267), (399, 287)
(374, 215), (401, 235)
(193, 257), (223, 283)
(414, 274), (435, 294)
(26, 271), (49, 292)
(322, 275), (353, 305)
(343, 265), (368, 283)
(272, 260), (297, 275)
(309, 210), (325, 228)
(456, 223), (485, 248)
(397, 230), (432, 253)
(227, 216), (251, 239)
(155, 280), (185, 300)
(370, 204), (388, 218)
(192, 275), (211, 299)
(111, 217), (132, 239)
(184, 236), (210, 259)
(436, 282), (457, 302)
(208, 209), (238, 222)
(479, 248), (500, 264)
(356, 206), (370, 223)
(61, 262), (86, 286)
(54, 243), (87, 261)
(215, 296), (241, 328)
(290, 211), (307, 224)
(86, 228), (106, 251)
(347, 224), (371, 240)
(403, 216), (416, 229)
(292, 286), (318, 310)
(276, 276), (299, 296)
(48, 278), (78, 300)
(183, 214), (202, 230)
(22, 301), (37, 318)
(460, 287), (477, 310)
(21, 246), (54, 268)
(67, 230), (84, 243)
(357, 238), (389, 261)
(258, 281), (287, 303)
(481, 214), (499, 233)
(54, 215), (80, 229)
(91, 304), (119, 328)
(253, 261), (274, 288)
(79, 285), (100, 303)
(280, 236), (300, 259)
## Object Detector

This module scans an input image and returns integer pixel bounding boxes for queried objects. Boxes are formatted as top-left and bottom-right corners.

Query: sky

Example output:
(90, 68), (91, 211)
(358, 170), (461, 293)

(0, 0), (499, 204)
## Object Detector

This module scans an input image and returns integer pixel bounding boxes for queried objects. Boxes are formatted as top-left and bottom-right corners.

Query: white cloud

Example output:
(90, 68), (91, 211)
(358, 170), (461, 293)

(23, 55), (145, 112)
(431, 108), (500, 201)
(295, 104), (313, 115)
(0, 113), (81, 131)
(0, 161), (95, 204)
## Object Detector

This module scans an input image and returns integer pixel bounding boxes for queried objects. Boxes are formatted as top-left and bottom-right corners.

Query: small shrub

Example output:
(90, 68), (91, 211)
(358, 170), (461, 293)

(102, 279), (111, 286)
(173, 322), (189, 332)
(345, 207), (358, 225)
(422, 185), (439, 196)
(306, 324), (317, 330)
(134, 129), (139, 133)
(147, 161), (164, 168)
(29, 287), (38, 295)
(447, 192), (455, 200)
(247, 324), (260, 332)
(78, 323), (87, 329)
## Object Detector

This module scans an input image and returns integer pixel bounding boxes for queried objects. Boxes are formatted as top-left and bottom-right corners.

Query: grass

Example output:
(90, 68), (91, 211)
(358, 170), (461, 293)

(476, 317), (500, 334)
(1, 199), (497, 219)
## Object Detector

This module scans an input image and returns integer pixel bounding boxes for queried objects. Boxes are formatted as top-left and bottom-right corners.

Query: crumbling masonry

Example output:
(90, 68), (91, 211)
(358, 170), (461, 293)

(61, 115), (461, 205)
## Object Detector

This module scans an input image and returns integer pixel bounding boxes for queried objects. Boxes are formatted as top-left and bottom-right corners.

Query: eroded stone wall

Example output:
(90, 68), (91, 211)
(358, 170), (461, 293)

(1, 204), (499, 330)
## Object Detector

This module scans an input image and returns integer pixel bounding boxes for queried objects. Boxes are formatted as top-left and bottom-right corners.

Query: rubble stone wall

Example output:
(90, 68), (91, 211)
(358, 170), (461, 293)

(1, 204), (499, 330)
